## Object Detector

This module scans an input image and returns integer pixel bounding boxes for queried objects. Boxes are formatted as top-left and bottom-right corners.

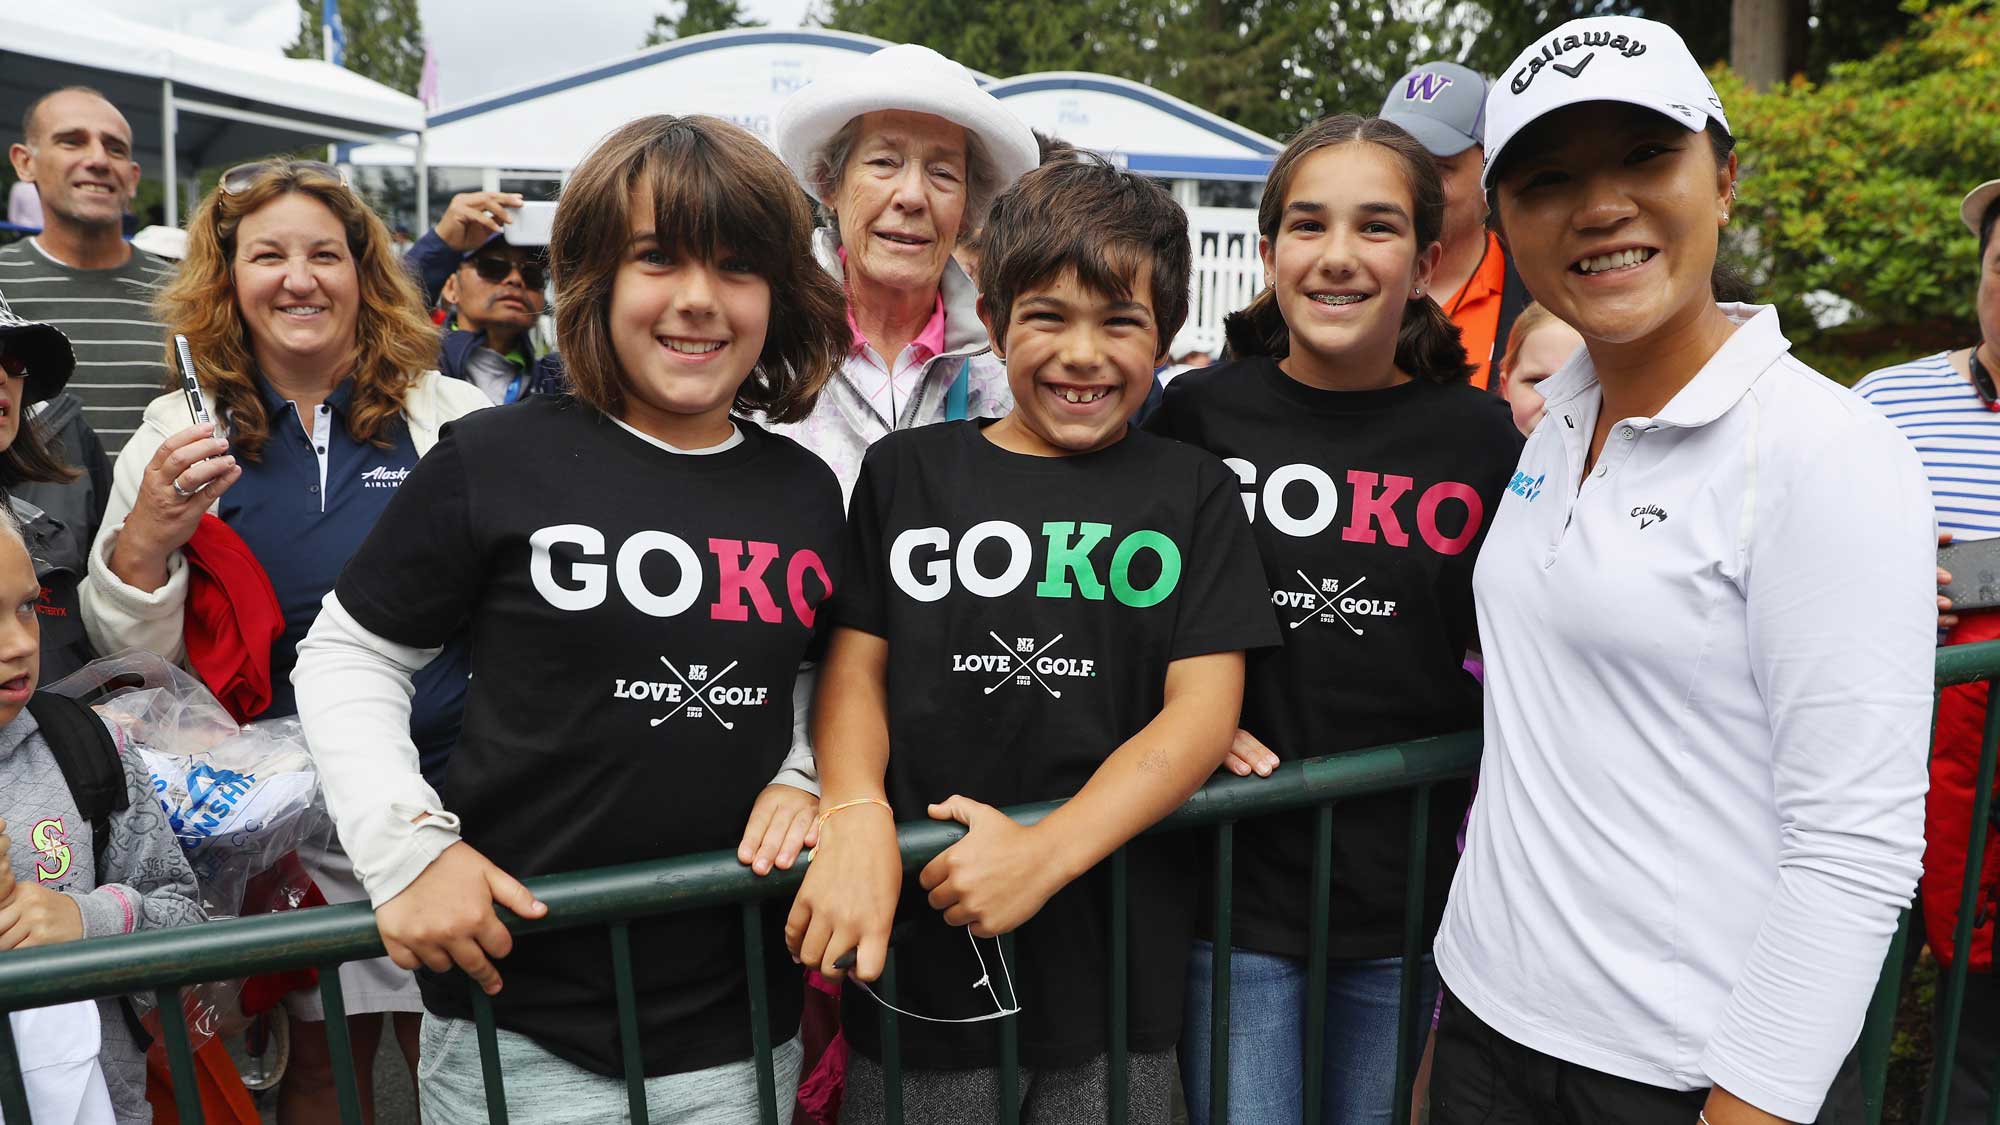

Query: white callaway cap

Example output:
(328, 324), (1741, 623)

(1480, 15), (1729, 193)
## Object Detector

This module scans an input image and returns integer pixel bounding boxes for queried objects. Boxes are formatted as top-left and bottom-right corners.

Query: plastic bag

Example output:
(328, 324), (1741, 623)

(46, 651), (332, 1044)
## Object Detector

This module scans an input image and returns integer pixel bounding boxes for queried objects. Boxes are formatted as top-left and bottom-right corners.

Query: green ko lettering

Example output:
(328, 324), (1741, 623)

(1037, 521), (1113, 599)
(1110, 530), (1180, 608)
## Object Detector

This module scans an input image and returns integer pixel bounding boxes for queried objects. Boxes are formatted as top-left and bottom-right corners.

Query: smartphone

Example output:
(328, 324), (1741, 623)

(1940, 537), (2000, 612)
(172, 334), (215, 433)
(502, 201), (557, 248)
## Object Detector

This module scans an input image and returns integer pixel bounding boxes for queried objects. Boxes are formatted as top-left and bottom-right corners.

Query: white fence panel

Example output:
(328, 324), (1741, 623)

(1182, 206), (1263, 353)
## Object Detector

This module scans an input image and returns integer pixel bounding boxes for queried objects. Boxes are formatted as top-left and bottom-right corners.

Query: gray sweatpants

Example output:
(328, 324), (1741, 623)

(415, 1013), (801, 1124)
(843, 1047), (1176, 1124)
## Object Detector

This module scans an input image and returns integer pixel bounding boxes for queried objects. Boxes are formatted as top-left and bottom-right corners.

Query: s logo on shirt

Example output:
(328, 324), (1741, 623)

(32, 817), (71, 883)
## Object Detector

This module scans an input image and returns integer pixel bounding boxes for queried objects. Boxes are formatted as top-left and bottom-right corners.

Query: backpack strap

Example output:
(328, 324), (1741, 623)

(1486, 251), (1535, 393)
(26, 691), (126, 886)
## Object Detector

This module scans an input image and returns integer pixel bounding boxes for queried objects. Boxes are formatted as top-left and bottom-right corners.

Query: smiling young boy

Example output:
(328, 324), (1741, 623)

(786, 158), (1279, 1122)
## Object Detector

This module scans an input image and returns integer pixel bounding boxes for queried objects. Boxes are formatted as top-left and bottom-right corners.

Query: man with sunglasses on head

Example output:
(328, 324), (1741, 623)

(404, 190), (564, 404)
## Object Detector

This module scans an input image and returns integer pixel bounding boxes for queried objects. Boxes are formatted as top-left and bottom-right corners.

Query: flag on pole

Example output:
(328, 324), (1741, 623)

(419, 43), (441, 111)
(321, 0), (347, 67)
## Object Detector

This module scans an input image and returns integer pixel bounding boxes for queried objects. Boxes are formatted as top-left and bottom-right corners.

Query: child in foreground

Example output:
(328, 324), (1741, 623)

(293, 115), (850, 1123)
(786, 156), (1280, 1123)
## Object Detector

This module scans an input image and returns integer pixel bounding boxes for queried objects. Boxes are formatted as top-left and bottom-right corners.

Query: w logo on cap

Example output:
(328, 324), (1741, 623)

(1404, 73), (1455, 102)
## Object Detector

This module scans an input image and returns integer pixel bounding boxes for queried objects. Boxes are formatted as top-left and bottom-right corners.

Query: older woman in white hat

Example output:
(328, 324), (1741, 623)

(770, 43), (1038, 499)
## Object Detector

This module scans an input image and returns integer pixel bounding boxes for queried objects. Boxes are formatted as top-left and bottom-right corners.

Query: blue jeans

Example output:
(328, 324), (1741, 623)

(1180, 942), (1438, 1125)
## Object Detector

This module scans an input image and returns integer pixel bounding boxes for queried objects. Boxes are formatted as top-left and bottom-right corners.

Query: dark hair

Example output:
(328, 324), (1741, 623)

(20, 86), (114, 145)
(1224, 115), (1472, 384)
(550, 115), (849, 424)
(1488, 115), (1748, 303)
(0, 411), (80, 489)
(976, 155), (1191, 361)
(1980, 196), (2000, 259)
(1033, 130), (1078, 164)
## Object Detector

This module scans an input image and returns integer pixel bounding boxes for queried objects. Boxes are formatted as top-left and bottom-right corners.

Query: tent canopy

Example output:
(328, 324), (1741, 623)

(347, 28), (897, 172)
(1, 1), (426, 225)
(987, 73), (1279, 182)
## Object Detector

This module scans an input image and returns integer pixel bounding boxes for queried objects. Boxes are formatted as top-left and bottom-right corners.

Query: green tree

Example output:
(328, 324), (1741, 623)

(644, 0), (765, 45)
(1717, 2), (2000, 345)
(284, 0), (426, 97)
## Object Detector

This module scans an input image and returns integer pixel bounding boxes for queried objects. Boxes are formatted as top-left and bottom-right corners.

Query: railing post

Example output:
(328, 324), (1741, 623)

(880, 952), (904, 1125)
(999, 931), (1020, 1125)
(155, 987), (207, 1124)
(609, 923), (649, 1122)
(741, 903), (780, 1125)
(317, 968), (365, 1123)
(1210, 821), (1235, 1125)
(1931, 679), (2000, 1125)
(0, 1010), (30, 1122)
(1858, 909), (1911, 1125)
(1391, 785), (1433, 1125)
(1110, 846), (1130, 1125)
(469, 985), (510, 1123)
(1304, 803), (1334, 1125)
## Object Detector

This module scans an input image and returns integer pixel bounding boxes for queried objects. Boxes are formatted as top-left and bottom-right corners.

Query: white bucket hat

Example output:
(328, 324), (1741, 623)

(1962, 180), (2000, 240)
(774, 43), (1039, 207)
(1481, 15), (1729, 193)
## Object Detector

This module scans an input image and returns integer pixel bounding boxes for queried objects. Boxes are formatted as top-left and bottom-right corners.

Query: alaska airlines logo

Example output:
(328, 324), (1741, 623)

(1507, 471), (1545, 503)
(1404, 72), (1454, 102)
(614, 657), (772, 730)
(951, 632), (1095, 700)
(1512, 31), (1648, 94)
(359, 465), (412, 489)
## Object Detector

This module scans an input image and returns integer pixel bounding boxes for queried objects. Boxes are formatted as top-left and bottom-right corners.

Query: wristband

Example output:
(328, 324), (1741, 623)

(807, 797), (893, 861)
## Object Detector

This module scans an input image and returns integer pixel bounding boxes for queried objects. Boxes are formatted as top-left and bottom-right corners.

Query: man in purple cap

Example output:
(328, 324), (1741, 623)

(1381, 61), (1532, 391)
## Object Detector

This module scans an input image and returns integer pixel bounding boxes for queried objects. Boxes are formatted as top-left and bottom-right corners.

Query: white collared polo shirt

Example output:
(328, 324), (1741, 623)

(1435, 304), (1936, 1121)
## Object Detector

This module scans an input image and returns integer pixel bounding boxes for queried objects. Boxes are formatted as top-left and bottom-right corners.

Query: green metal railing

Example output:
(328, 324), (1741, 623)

(0, 641), (1993, 1124)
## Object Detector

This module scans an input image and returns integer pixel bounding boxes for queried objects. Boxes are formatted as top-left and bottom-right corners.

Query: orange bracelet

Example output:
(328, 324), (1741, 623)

(806, 797), (893, 861)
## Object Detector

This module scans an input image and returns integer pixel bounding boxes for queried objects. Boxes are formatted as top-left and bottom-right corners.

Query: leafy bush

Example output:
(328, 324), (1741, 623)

(1714, 2), (2000, 348)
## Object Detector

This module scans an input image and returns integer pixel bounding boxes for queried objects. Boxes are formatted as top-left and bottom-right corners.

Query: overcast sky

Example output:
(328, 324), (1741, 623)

(103, 0), (814, 107)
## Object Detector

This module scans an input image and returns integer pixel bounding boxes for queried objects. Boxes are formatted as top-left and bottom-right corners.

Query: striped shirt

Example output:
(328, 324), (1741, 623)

(1854, 351), (2000, 541)
(0, 239), (173, 455)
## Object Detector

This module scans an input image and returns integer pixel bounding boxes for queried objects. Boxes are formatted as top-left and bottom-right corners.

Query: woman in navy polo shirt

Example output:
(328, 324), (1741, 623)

(78, 161), (489, 1125)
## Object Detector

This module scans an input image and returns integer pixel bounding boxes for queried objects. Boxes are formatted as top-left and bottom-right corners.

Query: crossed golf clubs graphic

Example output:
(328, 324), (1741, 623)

(1289, 570), (1365, 636)
(983, 631), (1067, 699)
(651, 656), (741, 730)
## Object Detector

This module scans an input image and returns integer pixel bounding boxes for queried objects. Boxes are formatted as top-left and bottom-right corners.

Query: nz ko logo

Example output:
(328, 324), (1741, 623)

(951, 632), (1097, 700)
(613, 657), (772, 731)
(1271, 571), (1396, 635)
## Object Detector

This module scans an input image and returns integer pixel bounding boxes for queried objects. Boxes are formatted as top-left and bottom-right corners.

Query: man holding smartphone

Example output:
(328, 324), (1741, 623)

(403, 191), (564, 404)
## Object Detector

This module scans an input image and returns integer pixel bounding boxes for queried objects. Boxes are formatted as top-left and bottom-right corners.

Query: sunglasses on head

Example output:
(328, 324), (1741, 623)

(220, 160), (351, 195)
(468, 254), (547, 290)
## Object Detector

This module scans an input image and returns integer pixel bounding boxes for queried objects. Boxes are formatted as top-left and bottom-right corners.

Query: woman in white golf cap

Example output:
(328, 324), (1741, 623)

(769, 42), (1038, 501)
(1429, 15), (1935, 1125)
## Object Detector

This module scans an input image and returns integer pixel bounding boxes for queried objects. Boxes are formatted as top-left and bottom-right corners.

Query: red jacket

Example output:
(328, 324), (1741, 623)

(180, 515), (284, 725)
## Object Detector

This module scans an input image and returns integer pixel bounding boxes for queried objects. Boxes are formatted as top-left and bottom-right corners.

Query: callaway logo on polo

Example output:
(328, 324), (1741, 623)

(1631, 504), (1668, 529)
(1511, 29), (1650, 94)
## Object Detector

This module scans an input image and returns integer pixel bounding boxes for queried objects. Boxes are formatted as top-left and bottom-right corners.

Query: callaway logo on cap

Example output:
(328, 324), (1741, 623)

(1480, 15), (1729, 192)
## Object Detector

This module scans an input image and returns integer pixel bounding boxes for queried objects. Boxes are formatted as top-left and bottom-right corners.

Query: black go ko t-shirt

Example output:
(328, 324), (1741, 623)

(334, 397), (843, 1078)
(1149, 358), (1523, 961)
(833, 420), (1279, 1069)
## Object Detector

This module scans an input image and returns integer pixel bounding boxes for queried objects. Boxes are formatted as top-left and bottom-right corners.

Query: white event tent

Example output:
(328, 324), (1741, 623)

(1, 1), (427, 227)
